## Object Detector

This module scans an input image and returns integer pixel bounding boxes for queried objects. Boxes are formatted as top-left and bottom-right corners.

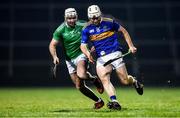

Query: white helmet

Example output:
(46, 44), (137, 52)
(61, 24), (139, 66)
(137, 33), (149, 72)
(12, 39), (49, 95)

(88, 5), (101, 18)
(64, 8), (77, 18)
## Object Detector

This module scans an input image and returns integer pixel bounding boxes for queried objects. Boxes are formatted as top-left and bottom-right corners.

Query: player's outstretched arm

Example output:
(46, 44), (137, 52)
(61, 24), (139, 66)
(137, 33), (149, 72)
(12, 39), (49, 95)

(49, 38), (60, 64)
(80, 44), (94, 64)
(119, 26), (137, 54)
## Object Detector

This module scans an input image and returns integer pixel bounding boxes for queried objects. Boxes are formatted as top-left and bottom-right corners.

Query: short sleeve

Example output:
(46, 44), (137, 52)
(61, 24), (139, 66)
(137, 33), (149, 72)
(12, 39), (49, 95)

(113, 20), (121, 32)
(81, 28), (89, 44)
(53, 30), (61, 41)
(53, 24), (64, 41)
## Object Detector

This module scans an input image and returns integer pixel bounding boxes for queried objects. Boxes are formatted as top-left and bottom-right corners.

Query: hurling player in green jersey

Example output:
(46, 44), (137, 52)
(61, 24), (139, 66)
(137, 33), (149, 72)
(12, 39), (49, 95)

(49, 8), (104, 109)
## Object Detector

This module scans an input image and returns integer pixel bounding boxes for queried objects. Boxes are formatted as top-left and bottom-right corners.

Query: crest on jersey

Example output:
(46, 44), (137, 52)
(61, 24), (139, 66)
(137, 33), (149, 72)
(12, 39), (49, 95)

(103, 26), (108, 29)
(96, 28), (100, 32)
(100, 51), (106, 56)
(89, 29), (95, 33)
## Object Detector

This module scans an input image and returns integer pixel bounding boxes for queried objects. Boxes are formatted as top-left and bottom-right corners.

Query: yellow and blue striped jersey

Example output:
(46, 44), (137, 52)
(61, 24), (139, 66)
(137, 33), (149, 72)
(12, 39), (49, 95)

(81, 17), (122, 57)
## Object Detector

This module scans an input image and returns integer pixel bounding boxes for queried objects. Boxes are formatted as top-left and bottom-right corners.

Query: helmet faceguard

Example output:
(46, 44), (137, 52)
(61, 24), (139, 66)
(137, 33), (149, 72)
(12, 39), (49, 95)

(88, 5), (101, 19)
(64, 8), (77, 18)
(64, 8), (78, 27)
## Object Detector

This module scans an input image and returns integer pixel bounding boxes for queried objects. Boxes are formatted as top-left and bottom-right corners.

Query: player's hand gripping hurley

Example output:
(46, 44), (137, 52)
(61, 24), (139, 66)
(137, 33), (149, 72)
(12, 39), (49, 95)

(52, 56), (59, 79)
(52, 63), (57, 79)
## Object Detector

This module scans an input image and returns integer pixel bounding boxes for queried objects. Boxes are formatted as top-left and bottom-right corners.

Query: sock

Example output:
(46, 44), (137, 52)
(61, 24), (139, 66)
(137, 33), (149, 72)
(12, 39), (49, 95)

(86, 71), (96, 81)
(96, 98), (102, 103)
(128, 75), (137, 84)
(79, 80), (99, 102)
(110, 95), (117, 101)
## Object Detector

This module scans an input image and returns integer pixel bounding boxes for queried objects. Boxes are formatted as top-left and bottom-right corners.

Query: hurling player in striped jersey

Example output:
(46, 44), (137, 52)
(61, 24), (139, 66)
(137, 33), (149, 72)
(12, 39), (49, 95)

(81, 5), (143, 110)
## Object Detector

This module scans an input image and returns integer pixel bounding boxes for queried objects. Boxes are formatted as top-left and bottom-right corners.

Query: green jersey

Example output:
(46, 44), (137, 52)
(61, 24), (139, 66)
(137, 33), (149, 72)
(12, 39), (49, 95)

(53, 20), (85, 60)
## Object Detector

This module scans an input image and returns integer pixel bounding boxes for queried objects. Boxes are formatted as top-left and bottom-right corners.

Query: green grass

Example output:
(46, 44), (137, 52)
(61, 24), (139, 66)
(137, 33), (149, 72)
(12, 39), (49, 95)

(0, 87), (180, 117)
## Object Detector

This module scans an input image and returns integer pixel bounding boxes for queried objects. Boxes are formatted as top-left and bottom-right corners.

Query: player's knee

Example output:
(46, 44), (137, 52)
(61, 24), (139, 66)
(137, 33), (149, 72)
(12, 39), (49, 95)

(77, 73), (87, 79)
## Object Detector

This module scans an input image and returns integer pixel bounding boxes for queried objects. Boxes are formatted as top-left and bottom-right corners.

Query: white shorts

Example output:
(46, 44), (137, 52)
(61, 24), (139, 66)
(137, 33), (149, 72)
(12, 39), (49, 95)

(65, 53), (87, 74)
(96, 51), (125, 69)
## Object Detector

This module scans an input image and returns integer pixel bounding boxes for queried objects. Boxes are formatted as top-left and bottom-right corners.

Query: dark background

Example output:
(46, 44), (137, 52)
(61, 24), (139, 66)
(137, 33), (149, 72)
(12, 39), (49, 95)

(0, 0), (180, 87)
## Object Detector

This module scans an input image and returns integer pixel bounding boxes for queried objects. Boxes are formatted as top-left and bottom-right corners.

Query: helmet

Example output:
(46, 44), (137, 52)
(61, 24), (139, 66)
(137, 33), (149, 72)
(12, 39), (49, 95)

(88, 5), (101, 18)
(64, 8), (77, 18)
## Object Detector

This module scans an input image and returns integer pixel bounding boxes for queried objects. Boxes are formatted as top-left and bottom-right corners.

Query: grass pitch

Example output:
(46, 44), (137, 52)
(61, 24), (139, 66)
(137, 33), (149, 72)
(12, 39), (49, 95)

(0, 87), (179, 117)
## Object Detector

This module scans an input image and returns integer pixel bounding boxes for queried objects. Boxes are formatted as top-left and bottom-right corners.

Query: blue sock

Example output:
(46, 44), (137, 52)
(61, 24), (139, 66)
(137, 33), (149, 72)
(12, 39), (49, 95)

(110, 95), (117, 101)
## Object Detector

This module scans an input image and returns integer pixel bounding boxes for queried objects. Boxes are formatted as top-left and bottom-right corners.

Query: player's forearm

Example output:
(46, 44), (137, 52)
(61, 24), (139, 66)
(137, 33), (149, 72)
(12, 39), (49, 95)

(49, 41), (58, 59)
(124, 32), (134, 48)
(120, 27), (135, 48)
(80, 44), (91, 58)
(81, 44), (95, 63)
